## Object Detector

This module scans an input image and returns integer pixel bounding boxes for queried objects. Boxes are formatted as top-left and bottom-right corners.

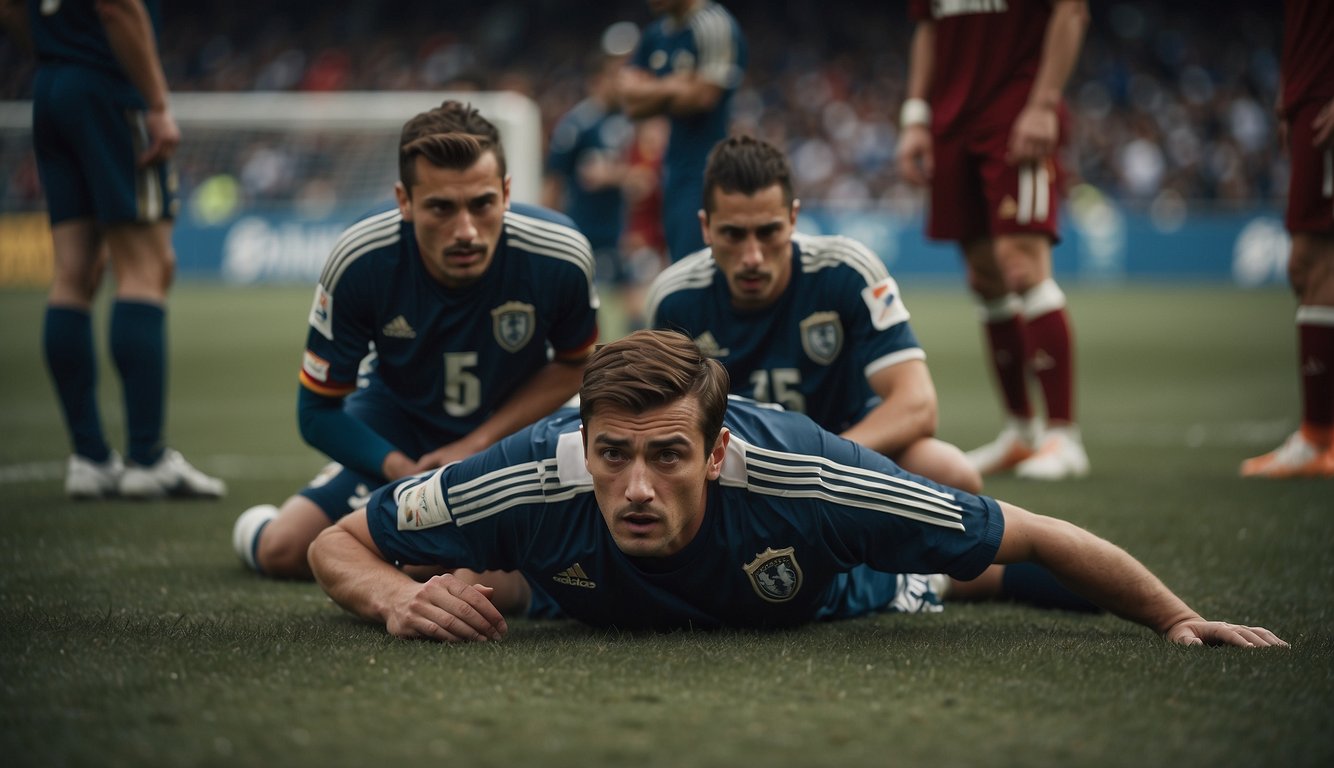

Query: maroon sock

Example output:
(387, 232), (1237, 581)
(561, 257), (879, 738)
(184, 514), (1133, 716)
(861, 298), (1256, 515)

(1298, 310), (1334, 442)
(1025, 308), (1074, 424)
(985, 315), (1034, 419)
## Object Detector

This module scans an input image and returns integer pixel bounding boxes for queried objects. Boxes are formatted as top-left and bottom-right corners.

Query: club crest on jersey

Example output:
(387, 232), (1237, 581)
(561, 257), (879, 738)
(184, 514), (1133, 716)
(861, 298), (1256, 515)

(744, 547), (803, 603)
(491, 301), (536, 352)
(799, 312), (843, 365)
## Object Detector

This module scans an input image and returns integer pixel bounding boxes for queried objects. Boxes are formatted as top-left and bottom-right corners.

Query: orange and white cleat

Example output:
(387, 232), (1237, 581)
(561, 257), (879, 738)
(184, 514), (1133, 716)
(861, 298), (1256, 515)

(1240, 431), (1334, 478)
(1015, 425), (1090, 481)
(965, 418), (1039, 476)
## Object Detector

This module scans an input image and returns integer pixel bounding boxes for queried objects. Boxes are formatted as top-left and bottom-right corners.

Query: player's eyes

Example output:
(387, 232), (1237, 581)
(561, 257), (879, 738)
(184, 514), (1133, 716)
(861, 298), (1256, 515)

(656, 450), (681, 465)
(600, 448), (625, 463)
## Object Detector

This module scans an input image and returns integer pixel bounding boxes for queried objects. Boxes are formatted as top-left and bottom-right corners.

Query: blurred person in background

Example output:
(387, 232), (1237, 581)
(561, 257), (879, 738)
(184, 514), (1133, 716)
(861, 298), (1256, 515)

(1240, 0), (1334, 478)
(232, 101), (599, 579)
(897, 0), (1091, 481)
(3, 0), (225, 500)
(619, 0), (746, 262)
(648, 135), (981, 493)
(544, 50), (635, 323)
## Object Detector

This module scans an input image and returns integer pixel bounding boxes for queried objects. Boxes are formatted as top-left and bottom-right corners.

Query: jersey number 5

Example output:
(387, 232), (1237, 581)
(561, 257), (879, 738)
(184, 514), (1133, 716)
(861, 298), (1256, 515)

(750, 368), (805, 412)
(443, 352), (481, 417)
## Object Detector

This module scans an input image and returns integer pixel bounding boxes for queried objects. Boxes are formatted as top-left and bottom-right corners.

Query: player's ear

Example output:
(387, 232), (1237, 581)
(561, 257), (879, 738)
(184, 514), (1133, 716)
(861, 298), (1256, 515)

(394, 182), (412, 220)
(705, 428), (730, 481)
(698, 207), (710, 245)
(502, 175), (512, 209)
(790, 197), (800, 226)
(580, 426), (590, 464)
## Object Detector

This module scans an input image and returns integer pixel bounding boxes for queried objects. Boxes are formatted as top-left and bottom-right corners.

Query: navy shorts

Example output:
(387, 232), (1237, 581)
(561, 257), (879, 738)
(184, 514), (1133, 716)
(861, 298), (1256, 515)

(32, 65), (177, 226)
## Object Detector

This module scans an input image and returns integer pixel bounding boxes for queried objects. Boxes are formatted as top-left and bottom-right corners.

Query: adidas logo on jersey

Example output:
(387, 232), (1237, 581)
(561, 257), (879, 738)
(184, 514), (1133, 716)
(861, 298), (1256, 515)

(693, 331), (730, 358)
(552, 562), (597, 589)
(382, 315), (416, 339)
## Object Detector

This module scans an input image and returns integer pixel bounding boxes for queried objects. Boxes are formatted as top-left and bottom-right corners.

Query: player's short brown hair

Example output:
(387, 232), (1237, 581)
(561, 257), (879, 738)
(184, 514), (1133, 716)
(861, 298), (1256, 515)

(702, 135), (795, 214)
(579, 330), (730, 447)
(398, 100), (507, 189)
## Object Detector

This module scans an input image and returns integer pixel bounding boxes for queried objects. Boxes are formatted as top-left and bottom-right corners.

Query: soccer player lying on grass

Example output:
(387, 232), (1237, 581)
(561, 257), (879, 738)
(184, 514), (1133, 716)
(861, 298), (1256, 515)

(308, 330), (1286, 648)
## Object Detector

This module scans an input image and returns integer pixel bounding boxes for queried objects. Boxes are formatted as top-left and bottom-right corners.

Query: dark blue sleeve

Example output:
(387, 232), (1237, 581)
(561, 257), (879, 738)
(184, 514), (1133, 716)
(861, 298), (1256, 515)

(296, 386), (398, 478)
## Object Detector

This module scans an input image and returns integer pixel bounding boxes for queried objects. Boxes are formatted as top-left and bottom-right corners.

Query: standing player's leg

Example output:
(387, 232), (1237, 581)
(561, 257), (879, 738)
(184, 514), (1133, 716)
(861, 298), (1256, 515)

(44, 221), (122, 499)
(975, 146), (1086, 480)
(79, 103), (224, 499)
(960, 237), (1040, 474)
(1241, 232), (1334, 477)
(1242, 101), (1334, 478)
(992, 230), (1087, 480)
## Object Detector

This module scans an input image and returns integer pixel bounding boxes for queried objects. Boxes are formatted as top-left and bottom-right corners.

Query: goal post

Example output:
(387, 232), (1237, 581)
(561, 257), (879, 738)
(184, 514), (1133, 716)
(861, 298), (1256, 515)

(0, 91), (543, 285)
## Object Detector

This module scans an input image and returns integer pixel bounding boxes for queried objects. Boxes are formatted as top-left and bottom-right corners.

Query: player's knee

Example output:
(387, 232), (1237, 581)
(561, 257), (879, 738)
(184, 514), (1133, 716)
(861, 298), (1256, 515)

(256, 526), (317, 579)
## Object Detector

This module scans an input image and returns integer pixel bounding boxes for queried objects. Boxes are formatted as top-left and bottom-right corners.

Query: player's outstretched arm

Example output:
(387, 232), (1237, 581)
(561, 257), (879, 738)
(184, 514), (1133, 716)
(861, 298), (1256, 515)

(994, 502), (1288, 648)
(896, 21), (936, 185)
(309, 510), (508, 643)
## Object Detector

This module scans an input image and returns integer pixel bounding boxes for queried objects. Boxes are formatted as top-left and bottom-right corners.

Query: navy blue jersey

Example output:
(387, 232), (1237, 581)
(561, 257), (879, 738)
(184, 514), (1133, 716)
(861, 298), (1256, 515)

(299, 203), (599, 442)
(29, 0), (162, 84)
(630, 1), (746, 258)
(545, 99), (633, 252)
(366, 398), (1003, 631)
(646, 234), (924, 433)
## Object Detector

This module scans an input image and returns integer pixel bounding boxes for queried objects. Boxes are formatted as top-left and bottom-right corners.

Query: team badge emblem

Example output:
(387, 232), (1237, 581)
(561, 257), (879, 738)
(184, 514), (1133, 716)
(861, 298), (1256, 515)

(799, 312), (843, 365)
(743, 547), (803, 603)
(491, 301), (536, 353)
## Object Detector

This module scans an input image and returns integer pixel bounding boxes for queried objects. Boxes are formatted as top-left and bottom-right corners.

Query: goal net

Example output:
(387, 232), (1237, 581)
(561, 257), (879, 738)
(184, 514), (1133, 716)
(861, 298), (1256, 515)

(0, 91), (542, 285)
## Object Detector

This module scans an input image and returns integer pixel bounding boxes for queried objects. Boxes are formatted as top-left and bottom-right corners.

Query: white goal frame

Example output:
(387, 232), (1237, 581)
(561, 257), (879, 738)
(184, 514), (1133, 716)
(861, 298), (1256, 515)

(0, 90), (543, 204)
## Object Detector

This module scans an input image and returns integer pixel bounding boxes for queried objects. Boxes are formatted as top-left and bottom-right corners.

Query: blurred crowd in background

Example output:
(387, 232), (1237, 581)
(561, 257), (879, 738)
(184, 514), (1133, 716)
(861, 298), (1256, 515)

(0, 0), (1285, 214)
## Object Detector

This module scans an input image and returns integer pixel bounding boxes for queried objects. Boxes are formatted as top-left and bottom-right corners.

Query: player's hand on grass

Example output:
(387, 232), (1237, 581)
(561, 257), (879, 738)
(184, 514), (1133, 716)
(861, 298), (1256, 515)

(140, 107), (180, 166)
(1164, 619), (1288, 648)
(385, 573), (508, 643)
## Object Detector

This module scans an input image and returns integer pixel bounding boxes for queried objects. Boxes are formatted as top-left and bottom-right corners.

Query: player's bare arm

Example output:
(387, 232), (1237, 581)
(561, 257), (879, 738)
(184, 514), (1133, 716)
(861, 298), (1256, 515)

(95, 0), (179, 165)
(309, 510), (508, 643)
(1006, 0), (1089, 164)
(994, 501), (1287, 648)
(896, 20), (936, 185)
(412, 350), (591, 473)
(840, 359), (937, 457)
(618, 67), (676, 119)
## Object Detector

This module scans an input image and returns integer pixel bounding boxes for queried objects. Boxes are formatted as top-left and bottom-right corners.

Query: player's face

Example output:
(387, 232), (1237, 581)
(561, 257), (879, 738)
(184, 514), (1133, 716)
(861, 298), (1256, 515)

(701, 184), (798, 311)
(583, 396), (729, 559)
(396, 152), (510, 289)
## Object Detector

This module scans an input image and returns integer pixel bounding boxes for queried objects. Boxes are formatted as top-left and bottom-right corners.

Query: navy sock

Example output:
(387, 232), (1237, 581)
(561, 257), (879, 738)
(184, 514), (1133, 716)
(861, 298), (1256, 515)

(110, 300), (167, 466)
(1001, 562), (1102, 613)
(43, 306), (110, 462)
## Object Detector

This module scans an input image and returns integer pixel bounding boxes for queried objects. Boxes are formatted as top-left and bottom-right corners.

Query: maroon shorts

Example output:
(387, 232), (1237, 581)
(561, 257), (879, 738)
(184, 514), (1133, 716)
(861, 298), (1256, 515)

(927, 123), (1063, 244)
(1286, 100), (1334, 234)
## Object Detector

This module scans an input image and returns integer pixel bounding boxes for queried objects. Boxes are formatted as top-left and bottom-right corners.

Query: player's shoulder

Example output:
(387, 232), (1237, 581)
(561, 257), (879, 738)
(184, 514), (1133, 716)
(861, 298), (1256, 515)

(504, 203), (595, 278)
(644, 248), (718, 322)
(794, 232), (890, 285)
(318, 203), (405, 291)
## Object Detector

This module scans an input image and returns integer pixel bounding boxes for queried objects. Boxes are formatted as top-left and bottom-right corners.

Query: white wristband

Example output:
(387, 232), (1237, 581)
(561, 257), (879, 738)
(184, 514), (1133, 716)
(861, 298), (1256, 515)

(900, 98), (931, 129)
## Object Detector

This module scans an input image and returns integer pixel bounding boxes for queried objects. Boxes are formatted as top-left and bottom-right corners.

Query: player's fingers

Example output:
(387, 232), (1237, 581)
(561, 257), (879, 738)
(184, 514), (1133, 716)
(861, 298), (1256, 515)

(1233, 625), (1288, 648)
(425, 575), (506, 640)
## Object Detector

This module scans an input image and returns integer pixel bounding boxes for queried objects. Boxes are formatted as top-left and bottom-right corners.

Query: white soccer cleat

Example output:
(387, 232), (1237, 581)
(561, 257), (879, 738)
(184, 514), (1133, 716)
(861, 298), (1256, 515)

(965, 417), (1039, 475)
(65, 451), (124, 500)
(1240, 431), (1334, 478)
(233, 504), (279, 572)
(118, 448), (227, 499)
(1015, 425), (1090, 480)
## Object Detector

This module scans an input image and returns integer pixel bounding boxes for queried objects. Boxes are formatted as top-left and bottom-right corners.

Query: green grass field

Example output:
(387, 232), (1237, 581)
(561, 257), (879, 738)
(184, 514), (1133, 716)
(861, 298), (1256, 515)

(1, 282), (1330, 768)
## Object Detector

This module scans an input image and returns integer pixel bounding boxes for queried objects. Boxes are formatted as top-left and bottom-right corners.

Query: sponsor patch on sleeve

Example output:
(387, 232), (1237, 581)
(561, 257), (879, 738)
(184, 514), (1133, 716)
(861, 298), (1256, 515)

(396, 473), (453, 530)
(301, 350), (331, 383)
(860, 276), (911, 331)
(309, 284), (334, 341)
